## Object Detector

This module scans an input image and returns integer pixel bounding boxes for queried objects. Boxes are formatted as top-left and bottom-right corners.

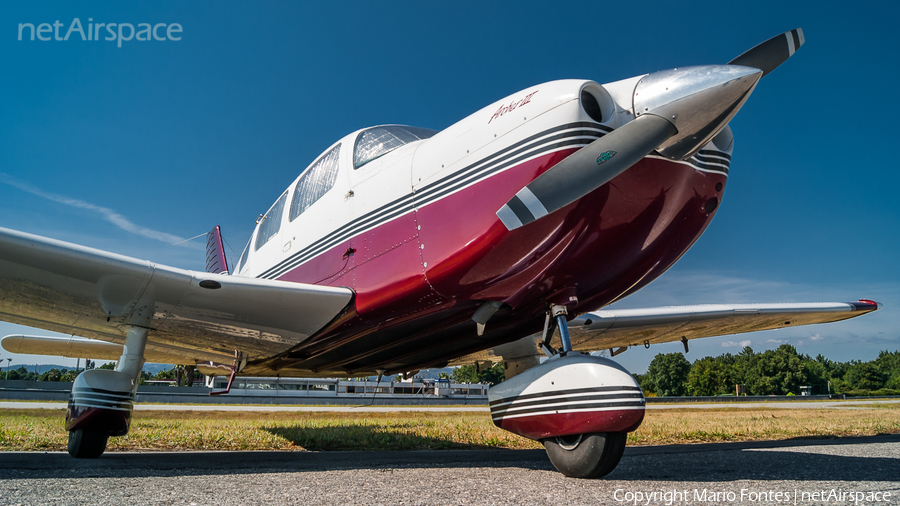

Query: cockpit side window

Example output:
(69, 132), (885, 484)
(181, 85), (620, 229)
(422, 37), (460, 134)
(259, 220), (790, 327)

(353, 125), (437, 169)
(290, 144), (341, 222)
(254, 190), (288, 251)
(236, 239), (251, 273)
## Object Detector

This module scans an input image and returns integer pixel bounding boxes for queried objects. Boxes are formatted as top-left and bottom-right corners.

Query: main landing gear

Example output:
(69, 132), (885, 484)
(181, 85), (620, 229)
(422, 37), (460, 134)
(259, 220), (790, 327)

(65, 326), (149, 458)
(488, 305), (645, 478)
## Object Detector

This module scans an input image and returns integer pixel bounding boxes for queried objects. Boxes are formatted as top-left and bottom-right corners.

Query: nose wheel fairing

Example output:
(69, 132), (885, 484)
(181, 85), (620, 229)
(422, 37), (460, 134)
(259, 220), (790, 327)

(489, 308), (645, 479)
(488, 354), (645, 440)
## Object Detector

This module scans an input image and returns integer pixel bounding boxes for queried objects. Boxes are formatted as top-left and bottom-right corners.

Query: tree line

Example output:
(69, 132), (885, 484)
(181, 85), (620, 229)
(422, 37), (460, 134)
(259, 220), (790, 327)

(5, 345), (899, 397)
(1, 361), (200, 386)
(634, 345), (900, 397)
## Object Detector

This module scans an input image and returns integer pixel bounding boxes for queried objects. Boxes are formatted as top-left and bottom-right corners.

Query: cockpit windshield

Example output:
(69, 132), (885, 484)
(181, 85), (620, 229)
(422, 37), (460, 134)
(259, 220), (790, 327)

(353, 125), (437, 169)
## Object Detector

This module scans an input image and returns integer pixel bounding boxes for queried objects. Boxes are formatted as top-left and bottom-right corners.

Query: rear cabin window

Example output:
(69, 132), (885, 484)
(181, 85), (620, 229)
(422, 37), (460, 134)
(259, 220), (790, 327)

(255, 190), (288, 251)
(353, 125), (437, 169)
(290, 144), (341, 221)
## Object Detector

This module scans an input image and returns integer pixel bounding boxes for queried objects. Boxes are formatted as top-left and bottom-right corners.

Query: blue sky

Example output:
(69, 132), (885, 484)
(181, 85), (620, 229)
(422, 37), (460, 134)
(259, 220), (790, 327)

(1, 1), (897, 374)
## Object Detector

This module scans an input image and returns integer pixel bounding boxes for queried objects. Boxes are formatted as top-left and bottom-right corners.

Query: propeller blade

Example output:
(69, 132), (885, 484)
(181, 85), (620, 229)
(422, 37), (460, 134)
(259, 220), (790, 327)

(496, 114), (676, 231)
(728, 28), (805, 77)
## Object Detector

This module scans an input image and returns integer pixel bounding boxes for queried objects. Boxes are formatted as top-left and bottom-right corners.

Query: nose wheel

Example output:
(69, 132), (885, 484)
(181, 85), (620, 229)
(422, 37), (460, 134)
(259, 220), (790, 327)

(543, 432), (627, 479)
(67, 429), (109, 459)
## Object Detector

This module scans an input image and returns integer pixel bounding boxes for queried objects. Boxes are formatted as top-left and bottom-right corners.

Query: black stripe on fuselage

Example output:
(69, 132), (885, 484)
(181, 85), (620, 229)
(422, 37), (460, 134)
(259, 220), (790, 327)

(258, 122), (732, 280)
(258, 123), (609, 280)
(694, 152), (731, 165)
(698, 149), (731, 161)
(687, 157), (730, 174)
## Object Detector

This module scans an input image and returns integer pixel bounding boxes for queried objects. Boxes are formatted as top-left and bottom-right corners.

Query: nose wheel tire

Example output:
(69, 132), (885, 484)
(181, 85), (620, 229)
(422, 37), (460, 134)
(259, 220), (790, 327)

(67, 429), (109, 459)
(542, 432), (627, 479)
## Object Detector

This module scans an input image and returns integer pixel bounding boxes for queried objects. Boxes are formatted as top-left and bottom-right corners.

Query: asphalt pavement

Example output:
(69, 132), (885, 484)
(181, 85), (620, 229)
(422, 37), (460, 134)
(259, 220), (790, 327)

(2, 435), (898, 505)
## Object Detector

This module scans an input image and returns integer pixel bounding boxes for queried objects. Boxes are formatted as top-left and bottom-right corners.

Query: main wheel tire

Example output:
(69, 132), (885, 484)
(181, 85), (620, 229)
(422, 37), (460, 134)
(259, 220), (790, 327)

(543, 432), (627, 479)
(67, 429), (108, 459)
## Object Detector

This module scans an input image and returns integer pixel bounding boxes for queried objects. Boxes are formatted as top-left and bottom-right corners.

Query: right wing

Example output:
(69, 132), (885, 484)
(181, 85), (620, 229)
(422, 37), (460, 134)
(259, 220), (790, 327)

(0, 227), (353, 366)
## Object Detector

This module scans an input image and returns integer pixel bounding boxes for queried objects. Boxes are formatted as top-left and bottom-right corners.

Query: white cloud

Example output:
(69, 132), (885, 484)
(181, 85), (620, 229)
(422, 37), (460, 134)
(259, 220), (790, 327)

(721, 340), (752, 348)
(809, 334), (824, 341)
(0, 172), (201, 249)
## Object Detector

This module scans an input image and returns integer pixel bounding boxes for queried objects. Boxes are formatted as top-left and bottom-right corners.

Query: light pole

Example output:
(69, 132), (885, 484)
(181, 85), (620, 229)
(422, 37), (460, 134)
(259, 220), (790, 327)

(5, 358), (11, 381)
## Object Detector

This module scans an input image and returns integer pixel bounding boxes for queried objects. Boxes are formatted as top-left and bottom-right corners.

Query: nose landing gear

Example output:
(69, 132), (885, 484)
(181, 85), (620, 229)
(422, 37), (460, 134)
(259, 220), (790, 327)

(488, 305), (644, 478)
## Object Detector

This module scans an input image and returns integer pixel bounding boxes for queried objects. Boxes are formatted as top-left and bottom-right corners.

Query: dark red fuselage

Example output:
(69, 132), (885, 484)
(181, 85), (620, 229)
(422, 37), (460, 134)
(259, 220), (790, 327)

(262, 147), (726, 377)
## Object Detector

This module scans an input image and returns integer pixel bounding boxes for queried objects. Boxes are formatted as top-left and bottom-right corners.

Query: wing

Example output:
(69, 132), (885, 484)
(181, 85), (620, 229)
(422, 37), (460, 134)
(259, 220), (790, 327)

(568, 301), (881, 351)
(0, 227), (353, 365)
(1, 334), (199, 365)
(449, 301), (880, 366)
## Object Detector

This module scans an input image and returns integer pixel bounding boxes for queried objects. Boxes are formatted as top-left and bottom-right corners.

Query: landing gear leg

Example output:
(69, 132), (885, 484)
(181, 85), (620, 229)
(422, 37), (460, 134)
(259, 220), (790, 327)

(543, 432), (627, 479)
(539, 304), (574, 357)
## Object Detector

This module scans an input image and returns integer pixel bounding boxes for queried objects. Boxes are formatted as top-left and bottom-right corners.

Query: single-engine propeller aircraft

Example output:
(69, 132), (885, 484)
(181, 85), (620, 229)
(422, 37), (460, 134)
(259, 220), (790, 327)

(0, 28), (882, 478)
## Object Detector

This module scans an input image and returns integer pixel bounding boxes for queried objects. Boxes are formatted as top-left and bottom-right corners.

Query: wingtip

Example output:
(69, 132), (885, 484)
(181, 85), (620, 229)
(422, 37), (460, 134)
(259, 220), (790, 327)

(852, 299), (882, 311)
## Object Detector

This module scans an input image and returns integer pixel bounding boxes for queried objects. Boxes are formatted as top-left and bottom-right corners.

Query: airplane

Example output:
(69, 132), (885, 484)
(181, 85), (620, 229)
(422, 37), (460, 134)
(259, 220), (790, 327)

(0, 28), (882, 478)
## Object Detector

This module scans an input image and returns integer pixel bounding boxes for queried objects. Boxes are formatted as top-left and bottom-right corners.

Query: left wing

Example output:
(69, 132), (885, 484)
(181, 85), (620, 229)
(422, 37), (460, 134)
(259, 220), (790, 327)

(0, 227), (353, 365)
(567, 301), (881, 351)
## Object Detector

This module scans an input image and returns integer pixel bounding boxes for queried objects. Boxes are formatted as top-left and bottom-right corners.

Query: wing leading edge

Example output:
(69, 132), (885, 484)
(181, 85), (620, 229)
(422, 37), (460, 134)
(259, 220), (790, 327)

(567, 301), (881, 352)
(0, 227), (354, 364)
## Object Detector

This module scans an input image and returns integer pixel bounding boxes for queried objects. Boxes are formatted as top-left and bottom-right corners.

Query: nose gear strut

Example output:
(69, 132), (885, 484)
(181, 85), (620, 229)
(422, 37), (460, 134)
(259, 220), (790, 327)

(540, 304), (575, 357)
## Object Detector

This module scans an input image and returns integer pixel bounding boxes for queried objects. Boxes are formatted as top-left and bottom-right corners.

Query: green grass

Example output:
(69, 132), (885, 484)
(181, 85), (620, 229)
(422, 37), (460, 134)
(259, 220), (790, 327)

(2, 405), (899, 452)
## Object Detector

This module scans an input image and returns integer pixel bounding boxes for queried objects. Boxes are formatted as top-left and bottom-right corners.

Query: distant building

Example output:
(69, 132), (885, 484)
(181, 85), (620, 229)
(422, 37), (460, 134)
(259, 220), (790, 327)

(208, 376), (489, 400)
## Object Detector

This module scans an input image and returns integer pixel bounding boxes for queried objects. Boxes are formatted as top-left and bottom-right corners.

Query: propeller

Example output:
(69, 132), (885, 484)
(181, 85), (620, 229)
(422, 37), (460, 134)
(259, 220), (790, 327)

(496, 114), (675, 230)
(729, 28), (805, 77)
(496, 28), (804, 231)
